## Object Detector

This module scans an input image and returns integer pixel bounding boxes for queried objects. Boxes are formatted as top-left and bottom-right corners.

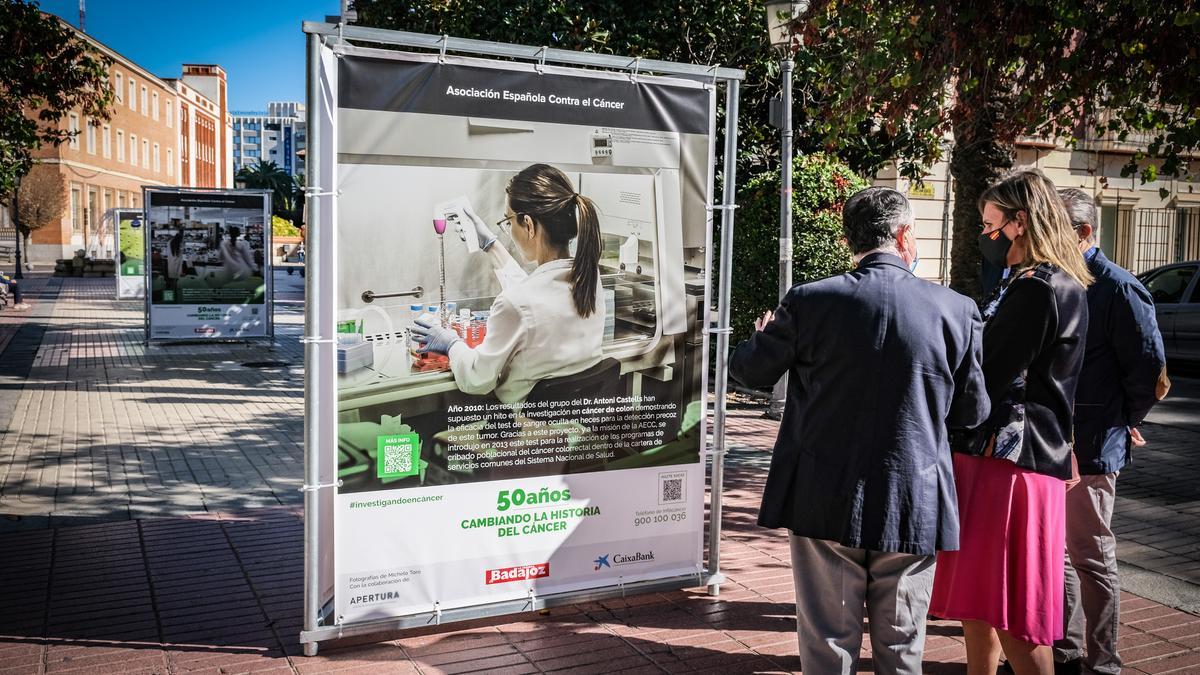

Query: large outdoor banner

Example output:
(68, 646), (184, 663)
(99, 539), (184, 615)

(114, 208), (146, 299)
(144, 189), (272, 339)
(328, 47), (715, 623)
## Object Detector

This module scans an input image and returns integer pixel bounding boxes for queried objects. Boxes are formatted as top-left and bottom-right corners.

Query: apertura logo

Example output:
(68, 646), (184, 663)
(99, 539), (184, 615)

(593, 550), (654, 571)
(348, 590), (402, 605)
(485, 563), (550, 585)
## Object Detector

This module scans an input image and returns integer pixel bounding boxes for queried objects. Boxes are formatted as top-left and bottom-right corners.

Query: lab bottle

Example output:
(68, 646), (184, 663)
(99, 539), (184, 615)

(456, 308), (472, 340)
(471, 311), (488, 348)
(445, 301), (458, 326)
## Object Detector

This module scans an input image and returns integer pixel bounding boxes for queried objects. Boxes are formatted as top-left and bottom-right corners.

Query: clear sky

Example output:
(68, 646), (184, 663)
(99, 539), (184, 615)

(41, 0), (341, 111)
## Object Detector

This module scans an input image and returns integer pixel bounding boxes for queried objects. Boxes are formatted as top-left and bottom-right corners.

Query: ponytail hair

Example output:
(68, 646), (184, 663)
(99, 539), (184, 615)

(507, 164), (601, 317)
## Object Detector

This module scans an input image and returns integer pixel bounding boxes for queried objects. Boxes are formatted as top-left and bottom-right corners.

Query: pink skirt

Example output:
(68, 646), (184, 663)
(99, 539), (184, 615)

(929, 453), (1066, 645)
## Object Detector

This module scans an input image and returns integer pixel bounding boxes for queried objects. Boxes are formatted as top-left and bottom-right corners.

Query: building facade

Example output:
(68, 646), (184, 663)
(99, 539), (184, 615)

(874, 130), (1200, 285)
(6, 21), (234, 265)
(168, 64), (234, 190)
(231, 102), (306, 179)
(21, 27), (181, 263)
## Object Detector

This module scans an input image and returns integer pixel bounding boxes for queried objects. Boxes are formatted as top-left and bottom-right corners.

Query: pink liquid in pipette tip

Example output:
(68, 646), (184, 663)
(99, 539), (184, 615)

(433, 219), (447, 234)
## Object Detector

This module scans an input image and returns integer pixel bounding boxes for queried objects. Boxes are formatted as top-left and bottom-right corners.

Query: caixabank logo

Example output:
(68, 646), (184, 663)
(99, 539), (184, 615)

(593, 550), (655, 571)
(485, 563), (550, 585)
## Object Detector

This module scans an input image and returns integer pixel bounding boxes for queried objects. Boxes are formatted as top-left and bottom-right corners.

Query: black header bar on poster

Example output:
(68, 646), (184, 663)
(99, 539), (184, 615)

(338, 56), (711, 135)
(147, 191), (269, 210)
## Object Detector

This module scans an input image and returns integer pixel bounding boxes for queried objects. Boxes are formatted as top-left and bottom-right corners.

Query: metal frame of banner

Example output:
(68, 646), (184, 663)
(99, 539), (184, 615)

(140, 186), (276, 345)
(300, 21), (743, 656)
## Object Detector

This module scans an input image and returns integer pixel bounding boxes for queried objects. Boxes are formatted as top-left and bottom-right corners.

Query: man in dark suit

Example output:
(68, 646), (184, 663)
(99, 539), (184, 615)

(729, 187), (990, 675)
(1052, 189), (1166, 675)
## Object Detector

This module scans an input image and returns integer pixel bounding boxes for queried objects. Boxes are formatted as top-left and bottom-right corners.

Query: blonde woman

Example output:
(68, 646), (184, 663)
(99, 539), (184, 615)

(929, 168), (1092, 675)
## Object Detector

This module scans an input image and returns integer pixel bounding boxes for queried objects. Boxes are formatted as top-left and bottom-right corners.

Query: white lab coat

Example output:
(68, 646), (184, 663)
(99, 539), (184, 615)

(164, 246), (184, 279)
(448, 258), (604, 404)
(220, 237), (256, 280)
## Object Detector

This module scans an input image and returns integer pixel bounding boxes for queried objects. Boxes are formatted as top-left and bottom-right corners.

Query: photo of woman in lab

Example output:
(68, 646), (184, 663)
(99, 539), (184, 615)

(411, 163), (605, 404)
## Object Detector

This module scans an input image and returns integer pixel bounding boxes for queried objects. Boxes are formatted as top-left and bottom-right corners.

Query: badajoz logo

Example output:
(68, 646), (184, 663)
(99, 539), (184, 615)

(592, 550), (654, 571)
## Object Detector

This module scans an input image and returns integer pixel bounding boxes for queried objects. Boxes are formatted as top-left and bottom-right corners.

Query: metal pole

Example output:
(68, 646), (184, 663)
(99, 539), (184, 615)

(302, 31), (321, 659)
(12, 173), (24, 279)
(768, 56), (793, 420)
(707, 78), (740, 597)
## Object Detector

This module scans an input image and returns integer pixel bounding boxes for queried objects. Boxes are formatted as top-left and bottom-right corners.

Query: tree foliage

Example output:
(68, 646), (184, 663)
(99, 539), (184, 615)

(0, 0), (114, 202)
(236, 160), (301, 222)
(15, 163), (64, 236)
(729, 153), (866, 338)
(789, 0), (1200, 296)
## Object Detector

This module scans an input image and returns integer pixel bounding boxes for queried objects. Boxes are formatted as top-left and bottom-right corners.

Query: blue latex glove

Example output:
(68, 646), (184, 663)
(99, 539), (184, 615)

(411, 319), (461, 355)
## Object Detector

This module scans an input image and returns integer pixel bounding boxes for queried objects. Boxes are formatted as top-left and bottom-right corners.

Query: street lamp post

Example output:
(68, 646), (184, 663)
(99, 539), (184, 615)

(12, 174), (24, 280)
(765, 2), (805, 419)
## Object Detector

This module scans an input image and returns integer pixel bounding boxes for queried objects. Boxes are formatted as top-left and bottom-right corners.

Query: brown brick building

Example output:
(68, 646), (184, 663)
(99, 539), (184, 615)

(6, 19), (232, 265)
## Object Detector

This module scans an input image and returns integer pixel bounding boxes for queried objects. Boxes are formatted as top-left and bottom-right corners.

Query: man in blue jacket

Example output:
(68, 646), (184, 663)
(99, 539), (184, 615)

(1052, 189), (1166, 675)
(729, 187), (990, 675)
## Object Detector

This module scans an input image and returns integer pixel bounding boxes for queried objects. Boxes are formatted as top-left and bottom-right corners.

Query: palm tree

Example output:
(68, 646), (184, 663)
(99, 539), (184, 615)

(236, 160), (293, 220)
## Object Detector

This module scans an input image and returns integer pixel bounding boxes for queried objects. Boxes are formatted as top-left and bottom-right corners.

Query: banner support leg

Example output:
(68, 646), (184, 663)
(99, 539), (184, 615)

(707, 78), (740, 597)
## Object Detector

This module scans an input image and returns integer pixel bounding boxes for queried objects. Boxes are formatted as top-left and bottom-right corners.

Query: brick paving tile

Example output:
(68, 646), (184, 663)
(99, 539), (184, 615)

(1, 276), (1199, 673)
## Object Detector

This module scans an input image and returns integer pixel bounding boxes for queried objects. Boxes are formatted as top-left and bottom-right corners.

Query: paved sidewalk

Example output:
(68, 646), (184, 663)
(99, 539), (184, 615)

(4, 464), (1200, 674)
(0, 273), (306, 529)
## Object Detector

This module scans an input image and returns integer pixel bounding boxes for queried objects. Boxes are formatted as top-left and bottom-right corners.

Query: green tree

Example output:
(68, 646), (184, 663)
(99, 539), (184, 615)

(789, 1), (1200, 298)
(0, 0), (114, 201)
(731, 153), (866, 339)
(236, 159), (296, 221)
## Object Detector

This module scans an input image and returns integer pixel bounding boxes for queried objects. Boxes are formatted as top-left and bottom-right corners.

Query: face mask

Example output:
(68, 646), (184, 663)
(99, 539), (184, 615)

(909, 249), (920, 273)
(978, 227), (1013, 268)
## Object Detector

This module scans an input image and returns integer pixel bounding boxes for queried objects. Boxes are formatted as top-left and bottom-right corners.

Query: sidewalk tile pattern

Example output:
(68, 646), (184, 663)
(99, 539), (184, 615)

(2, 466), (1200, 674)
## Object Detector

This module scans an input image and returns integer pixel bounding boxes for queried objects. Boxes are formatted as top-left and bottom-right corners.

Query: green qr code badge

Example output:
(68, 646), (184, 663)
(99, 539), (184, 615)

(377, 433), (420, 479)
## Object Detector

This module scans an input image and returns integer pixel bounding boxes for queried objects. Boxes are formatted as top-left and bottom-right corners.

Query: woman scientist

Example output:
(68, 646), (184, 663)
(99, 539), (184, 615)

(411, 164), (605, 404)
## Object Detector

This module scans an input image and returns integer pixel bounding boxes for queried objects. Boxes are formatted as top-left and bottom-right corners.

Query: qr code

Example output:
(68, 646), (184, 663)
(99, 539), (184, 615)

(383, 446), (413, 475)
(377, 433), (419, 479)
(659, 472), (685, 504)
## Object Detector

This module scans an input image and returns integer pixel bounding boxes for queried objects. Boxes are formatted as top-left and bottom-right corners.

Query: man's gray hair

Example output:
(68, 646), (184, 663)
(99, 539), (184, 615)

(1059, 187), (1097, 243)
(842, 187), (913, 254)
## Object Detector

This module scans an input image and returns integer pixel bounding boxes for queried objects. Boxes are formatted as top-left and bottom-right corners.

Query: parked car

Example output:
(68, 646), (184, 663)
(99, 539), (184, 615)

(1138, 261), (1200, 364)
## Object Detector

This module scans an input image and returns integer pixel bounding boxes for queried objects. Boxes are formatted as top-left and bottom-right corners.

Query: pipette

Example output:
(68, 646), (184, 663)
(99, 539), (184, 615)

(433, 218), (447, 326)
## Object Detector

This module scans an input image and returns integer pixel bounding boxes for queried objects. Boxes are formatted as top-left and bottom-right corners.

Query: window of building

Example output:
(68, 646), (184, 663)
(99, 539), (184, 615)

(142, 138), (149, 168)
(153, 143), (160, 172)
(85, 118), (96, 154)
(117, 191), (125, 208)
(167, 148), (174, 177)
(140, 86), (148, 116)
(166, 101), (173, 128)
(128, 79), (136, 111)
(70, 185), (82, 232)
(151, 91), (159, 121)
(115, 72), (123, 102)
(116, 130), (125, 162)
(102, 124), (111, 158)
(87, 188), (98, 234)
(129, 134), (138, 166)
(68, 113), (80, 150)
(102, 188), (112, 214)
